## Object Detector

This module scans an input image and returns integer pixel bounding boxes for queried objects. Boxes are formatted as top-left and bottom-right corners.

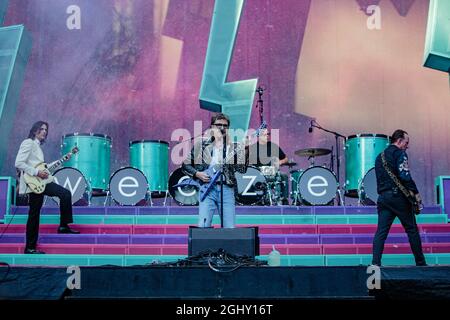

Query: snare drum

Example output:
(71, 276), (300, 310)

(235, 166), (267, 205)
(108, 167), (148, 206)
(168, 168), (199, 206)
(52, 167), (88, 205)
(295, 166), (338, 205)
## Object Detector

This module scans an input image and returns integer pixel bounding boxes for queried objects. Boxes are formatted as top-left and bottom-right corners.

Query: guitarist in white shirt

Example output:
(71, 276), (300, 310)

(182, 113), (248, 228)
(15, 121), (79, 255)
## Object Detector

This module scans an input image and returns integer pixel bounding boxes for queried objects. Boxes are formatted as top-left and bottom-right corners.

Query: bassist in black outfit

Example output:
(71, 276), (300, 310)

(372, 129), (427, 266)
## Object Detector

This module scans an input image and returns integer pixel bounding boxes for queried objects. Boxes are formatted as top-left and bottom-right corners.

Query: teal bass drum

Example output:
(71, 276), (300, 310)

(129, 140), (169, 193)
(61, 133), (112, 191)
(344, 134), (389, 197)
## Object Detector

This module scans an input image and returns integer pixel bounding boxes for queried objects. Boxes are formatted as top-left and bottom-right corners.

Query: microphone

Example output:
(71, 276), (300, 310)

(308, 120), (313, 133)
(255, 86), (265, 94)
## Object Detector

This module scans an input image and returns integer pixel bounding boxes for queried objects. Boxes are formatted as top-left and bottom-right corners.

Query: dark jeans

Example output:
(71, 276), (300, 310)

(372, 190), (426, 266)
(26, 182), (73, 250)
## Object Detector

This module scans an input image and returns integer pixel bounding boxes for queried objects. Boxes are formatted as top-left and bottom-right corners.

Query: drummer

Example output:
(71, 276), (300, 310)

(248, 128), (289, 204)
(248, 128), (288, 168)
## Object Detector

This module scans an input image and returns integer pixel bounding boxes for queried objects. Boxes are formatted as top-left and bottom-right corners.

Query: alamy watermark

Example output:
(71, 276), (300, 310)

(66, 5), (81, 30)
(66, 265), (81, 290)
(366, 265), (381, 290)
(366, 5), (381, 30)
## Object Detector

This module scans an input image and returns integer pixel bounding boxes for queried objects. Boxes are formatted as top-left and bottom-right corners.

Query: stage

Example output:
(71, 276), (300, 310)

(1, 265), (450, 300)
(0, 0), (450, 304)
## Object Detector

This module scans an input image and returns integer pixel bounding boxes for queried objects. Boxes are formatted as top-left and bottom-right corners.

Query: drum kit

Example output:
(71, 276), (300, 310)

(50, 133), (170, 206)
(222, 133), (387, 207)
(49, 132), (388, 207)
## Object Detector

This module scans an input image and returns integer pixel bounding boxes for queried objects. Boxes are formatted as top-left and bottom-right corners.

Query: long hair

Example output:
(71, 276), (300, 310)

(27, 121), (49, 144)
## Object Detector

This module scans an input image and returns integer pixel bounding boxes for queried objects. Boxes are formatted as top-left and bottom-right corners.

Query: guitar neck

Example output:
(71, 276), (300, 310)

(222, 143), (241, 165)
(47, 153), (71, 172)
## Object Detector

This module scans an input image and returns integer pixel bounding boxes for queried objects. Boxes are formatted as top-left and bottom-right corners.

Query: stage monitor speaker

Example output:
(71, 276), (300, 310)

(188, 227), (259, 257)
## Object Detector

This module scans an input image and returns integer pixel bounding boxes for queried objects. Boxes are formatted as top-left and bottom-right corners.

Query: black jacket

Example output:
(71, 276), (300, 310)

(375, 144), (419, 195)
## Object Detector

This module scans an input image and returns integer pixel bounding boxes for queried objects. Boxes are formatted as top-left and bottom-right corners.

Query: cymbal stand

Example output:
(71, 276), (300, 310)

(255, 86), (265, 126)
(310, 120), (346, 205)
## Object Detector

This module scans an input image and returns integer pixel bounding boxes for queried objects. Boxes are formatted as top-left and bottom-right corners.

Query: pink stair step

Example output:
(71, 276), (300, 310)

(162, 245), (188, 255)
(322, 243), (450, 255)
(128, 245), (163, 255)
(2, 223), (450, 237)
(318, 226), (352, 234)
(322, 245), (359, 254)
(0, 244), (22, 253)
(427, 243), (450, 253)
(133, 225), (187, 234)
(420, 225), (450, 233)
(256, 225), (317, 234)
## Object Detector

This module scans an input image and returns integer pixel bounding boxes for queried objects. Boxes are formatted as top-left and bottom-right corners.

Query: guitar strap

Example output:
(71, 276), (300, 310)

(380, 151), (415, 200)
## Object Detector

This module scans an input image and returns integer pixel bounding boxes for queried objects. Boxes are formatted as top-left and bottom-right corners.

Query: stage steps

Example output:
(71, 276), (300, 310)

(1, 205), (448, 267)
(1, 253), (450, 267)
(2, 231), (450, 245)
(2, 242), (450, 255)
(7, 205), (443, 215)
(3, 213), (448, 225)
(3, 223), (450, 234)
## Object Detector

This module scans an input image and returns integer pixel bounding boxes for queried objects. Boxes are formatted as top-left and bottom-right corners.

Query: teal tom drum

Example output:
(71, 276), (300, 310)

(61, 133), (112, 191)
(345, 133), (389, 197)
(129, 140), (169, 193)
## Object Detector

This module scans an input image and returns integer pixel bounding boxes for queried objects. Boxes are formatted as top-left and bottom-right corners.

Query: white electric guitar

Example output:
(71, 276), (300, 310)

(23, 146), (79, 194)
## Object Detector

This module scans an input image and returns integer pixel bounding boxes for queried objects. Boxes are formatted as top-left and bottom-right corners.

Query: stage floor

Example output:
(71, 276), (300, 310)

(1, 265), (450, 300)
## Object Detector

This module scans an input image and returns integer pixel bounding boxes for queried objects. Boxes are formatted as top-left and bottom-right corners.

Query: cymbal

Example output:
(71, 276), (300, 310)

(281, 162), (297, 167)
(294, 148), (332, 157)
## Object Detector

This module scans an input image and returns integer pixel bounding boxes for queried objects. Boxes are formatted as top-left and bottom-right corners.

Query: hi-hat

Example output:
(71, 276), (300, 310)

(294, 148), (332, 157)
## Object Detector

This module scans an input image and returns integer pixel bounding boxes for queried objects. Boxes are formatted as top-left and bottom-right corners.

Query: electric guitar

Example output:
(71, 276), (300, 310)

(23, 146), (79, 194)
(381, 151), (422, 215)
(175, 122), (265, 201)
(174, 144), (243, 202)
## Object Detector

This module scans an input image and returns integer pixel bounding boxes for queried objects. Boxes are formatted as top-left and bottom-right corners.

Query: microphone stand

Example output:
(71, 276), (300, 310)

(255, 87), (265, 126)
(220, 132), (226, 228)
(311, 121), (346, 205)
(176, 132), (208, 144)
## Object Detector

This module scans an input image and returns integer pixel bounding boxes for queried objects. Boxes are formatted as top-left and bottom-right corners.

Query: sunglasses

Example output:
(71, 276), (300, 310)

(213, 123), (229, 129)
